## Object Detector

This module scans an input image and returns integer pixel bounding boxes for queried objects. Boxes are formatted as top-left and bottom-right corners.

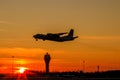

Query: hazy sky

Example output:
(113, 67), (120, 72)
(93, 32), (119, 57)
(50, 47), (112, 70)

(0, 0), (120, 73)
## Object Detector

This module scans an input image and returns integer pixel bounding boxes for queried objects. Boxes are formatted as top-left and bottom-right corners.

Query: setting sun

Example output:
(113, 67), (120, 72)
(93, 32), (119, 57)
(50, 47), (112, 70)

(19, 67), (26, 74)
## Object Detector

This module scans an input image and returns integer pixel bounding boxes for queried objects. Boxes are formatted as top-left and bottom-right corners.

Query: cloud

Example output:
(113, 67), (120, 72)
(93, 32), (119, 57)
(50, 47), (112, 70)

(0, 48), (46, 59)
(0, 47), (67, 59)
(0, 20), (12, 32)
(0, 21), (8, 24)
(0, 20), (12, 25)
(80, 36), (120, 40)
(0, 29), (6, 32)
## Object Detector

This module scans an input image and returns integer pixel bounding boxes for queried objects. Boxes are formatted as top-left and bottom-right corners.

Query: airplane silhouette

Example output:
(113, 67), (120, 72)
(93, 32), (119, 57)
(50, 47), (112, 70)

(33, 29), (78, 42)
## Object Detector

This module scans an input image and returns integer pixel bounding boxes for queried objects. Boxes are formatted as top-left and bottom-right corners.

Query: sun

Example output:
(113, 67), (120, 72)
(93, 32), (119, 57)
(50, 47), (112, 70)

(19, 67), (25, 74)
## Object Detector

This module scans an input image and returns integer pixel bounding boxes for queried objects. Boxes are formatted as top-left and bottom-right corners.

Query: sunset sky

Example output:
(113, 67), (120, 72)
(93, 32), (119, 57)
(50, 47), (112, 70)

(0, 0), (120, 73)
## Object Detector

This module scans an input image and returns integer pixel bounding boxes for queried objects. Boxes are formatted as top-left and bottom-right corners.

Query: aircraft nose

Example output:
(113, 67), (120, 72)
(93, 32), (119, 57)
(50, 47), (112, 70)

(33, 35), (37, 38)
(33, 35), (35, 38)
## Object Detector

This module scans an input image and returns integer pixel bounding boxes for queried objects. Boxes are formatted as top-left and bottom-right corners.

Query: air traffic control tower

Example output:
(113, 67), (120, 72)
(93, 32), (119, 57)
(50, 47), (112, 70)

(44, 52), (51, 74)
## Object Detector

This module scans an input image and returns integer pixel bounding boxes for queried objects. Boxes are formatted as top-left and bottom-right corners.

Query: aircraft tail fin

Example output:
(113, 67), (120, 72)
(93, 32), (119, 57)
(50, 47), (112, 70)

(68, 29), (74, 37)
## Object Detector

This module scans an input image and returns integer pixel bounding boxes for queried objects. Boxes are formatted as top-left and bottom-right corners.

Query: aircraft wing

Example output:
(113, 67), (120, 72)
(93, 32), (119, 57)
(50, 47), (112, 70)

(56, 32), (68, 35)
(47, 32), (67, 36)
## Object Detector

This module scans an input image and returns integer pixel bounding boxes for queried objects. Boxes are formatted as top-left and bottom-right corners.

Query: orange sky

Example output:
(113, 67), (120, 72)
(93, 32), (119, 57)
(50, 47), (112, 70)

(0, 0), (120, 73)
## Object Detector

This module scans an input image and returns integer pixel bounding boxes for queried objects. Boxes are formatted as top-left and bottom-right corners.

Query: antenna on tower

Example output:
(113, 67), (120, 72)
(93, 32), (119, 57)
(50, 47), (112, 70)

(97, 65), (100, 72)
(83, 60), (85, 72)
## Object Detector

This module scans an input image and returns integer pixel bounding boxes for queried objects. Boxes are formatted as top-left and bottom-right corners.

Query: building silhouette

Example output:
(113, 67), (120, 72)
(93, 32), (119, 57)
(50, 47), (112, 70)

(44, 52), (51, 74)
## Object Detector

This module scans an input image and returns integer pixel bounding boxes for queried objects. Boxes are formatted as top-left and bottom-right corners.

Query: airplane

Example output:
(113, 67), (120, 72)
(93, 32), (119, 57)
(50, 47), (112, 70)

(33, 29), (78, 42)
